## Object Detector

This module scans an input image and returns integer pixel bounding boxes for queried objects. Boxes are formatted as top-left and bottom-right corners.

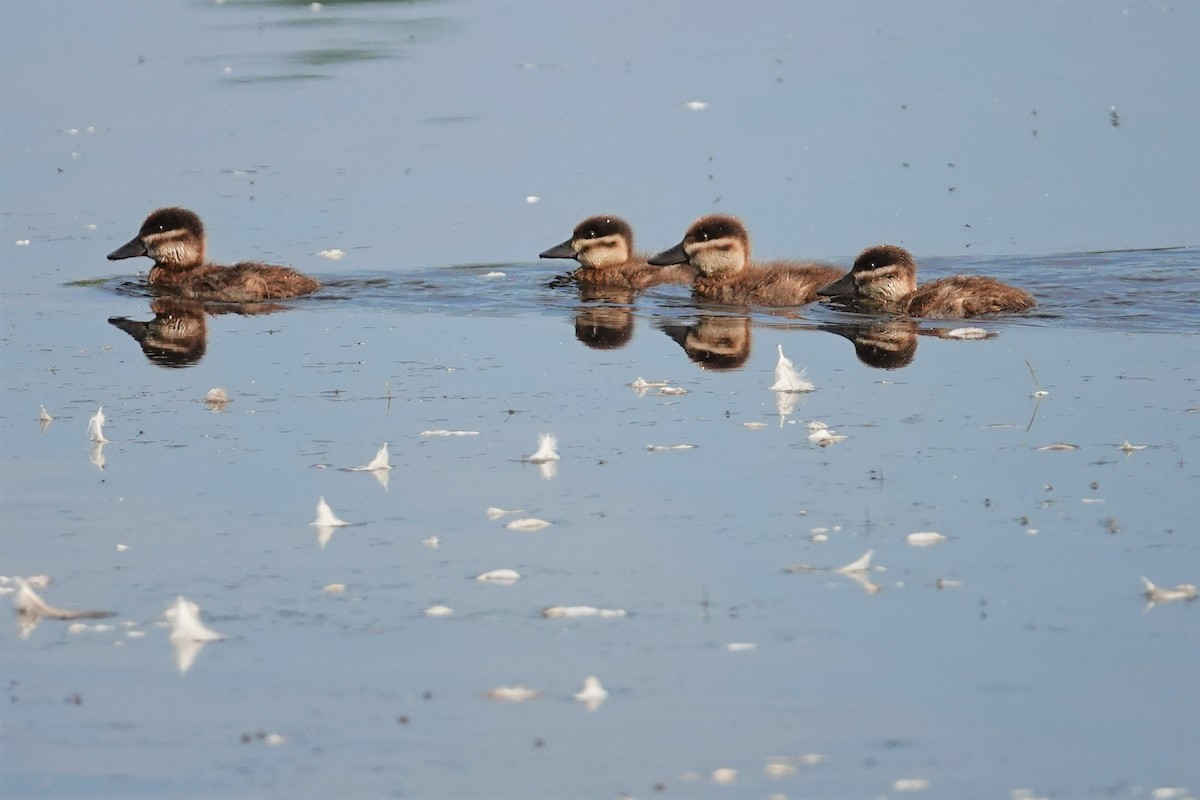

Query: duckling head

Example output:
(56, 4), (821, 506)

(817, 244), (917, 304)
(648, 214), (749, 277)
(108, 207), (206, 270)
(540, 215), (634, 269)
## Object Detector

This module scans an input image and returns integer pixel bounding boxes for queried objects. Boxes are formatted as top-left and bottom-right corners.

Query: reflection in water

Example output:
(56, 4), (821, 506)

(109, 299), (209, 367)
(822, 319), (919, 370)
(658, 315), (752, 370)
(108, 298), (296, 368)
(573, 286), (636, 350)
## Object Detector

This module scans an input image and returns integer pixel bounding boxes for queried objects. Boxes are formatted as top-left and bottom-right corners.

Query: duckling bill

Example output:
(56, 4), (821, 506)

(540, 215), (695, 289)
(817, 244), (1035, 318)
(649, 214), (843, 307)
(108, 207), (320, 303)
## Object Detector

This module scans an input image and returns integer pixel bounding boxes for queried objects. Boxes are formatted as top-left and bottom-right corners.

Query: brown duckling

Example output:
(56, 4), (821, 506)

(648, 214), (842, 307)
(107, 207), (320, 302)
(540, 215), (695, 289)
(817, 244), (1035, 318)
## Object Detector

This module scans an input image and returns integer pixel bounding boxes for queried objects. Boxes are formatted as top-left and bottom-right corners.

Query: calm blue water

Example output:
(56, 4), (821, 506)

(2, 2), (1198, 799)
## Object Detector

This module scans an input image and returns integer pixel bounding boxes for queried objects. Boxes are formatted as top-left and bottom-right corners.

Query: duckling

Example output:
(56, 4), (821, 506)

(540, 215), (695, 290)
(107, 207), (320, 302)
(817, 244), (1035, 318)
(648, 214), (842, 307)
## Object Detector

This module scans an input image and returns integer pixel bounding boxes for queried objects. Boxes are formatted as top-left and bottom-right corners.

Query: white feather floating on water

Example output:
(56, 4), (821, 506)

(13, 577), (115, 623)
(542, 606), (627, 618)
(1142, 577), (1197, 604)
(1119, 440), (1148, 454)
(423, 604), (454, 617)
(420, 429), (480, 437)
(486, 507), (524, 520)
(907, 532), (947, 547)
(770, 344), (815, 392)
(311, 497), (350, 528)
(573, 676), (609, 711)
(165, 596), (225, 643)
(522, 433), (560, 463)
(39, 405), (54, 423)
(87, 406), (108, 443)
(807, 420), (847, 446)
(475, 568), (521, 584)
(646, 444), (696, 452)
(484, 685), (540, 703)
(836, 549), (875, 573)
(346, 443), (391, 472)
(506, 518), (552, 532)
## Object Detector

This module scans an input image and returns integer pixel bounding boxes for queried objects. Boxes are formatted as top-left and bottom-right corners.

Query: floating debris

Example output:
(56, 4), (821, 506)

(67, 622), (115, 634)
(506, 518), (551, 532)
(38, 405), (54, 423)
(770, 344), (815, 392)
(13, 577), (115, 638)
(420, 429), (480, 437)
(322, 583), (346, 594)
(629, 377), (670, 393)
(1036, 443), (1077, 451)
(484, 685), (540, 703)
(475, 568), (521, 584)
(646, 443), (696, 451)
(346, 442), (391, 472)
(711, 768), (738, 784)
(684, 100), (709, 111)
(656, 385), (689, 396)
(893, 777), (931, 792)
(483, 270), (506, 278)
(524, 195), (540, 204)
(423, 604), (454, 617)
(727, 642), (757, 652)
(935, 578), (964, 589)
(422, 535), (440, 550)
(742, 421), (768, 429)
(573, 676), (608, 711)
(1142, 577), (1197, 605)
(943, 327), (992, 340)
(1026, 360), (1049, 398)
(87, 406), (108, 443)
(486, 507), (524, 520)
(542, 606), (627, 618)
(317, 248), (346, 260)
(1119, 440), (1148, 454)
(522, 433), (560, 463)
(907, 531), (947, 547)
(807, 420), (847, 446)
(204, 387), (230, 410)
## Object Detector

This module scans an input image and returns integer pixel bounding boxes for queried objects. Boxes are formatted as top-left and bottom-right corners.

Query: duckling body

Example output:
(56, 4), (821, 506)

(817, 244), (1035, 319)
(540, 215), (695, 290)
(648, 215), (841, 307)
(107, 207), (320, 302)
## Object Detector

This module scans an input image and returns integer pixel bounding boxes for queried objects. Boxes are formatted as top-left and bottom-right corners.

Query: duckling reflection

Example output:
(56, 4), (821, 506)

(574, 286), (636, 349)
(818, 244), (1035, 318)
(541, 215), (695, 289)
(108, 207), (320, 302)
(649, 215), (843, 307)
(658, 315), (752, 370)
(109, 298), (208, 367)
(822, 318), (919, 370)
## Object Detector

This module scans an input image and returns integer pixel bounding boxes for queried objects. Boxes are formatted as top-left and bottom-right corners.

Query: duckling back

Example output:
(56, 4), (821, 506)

(905, 275), (1036, 318)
